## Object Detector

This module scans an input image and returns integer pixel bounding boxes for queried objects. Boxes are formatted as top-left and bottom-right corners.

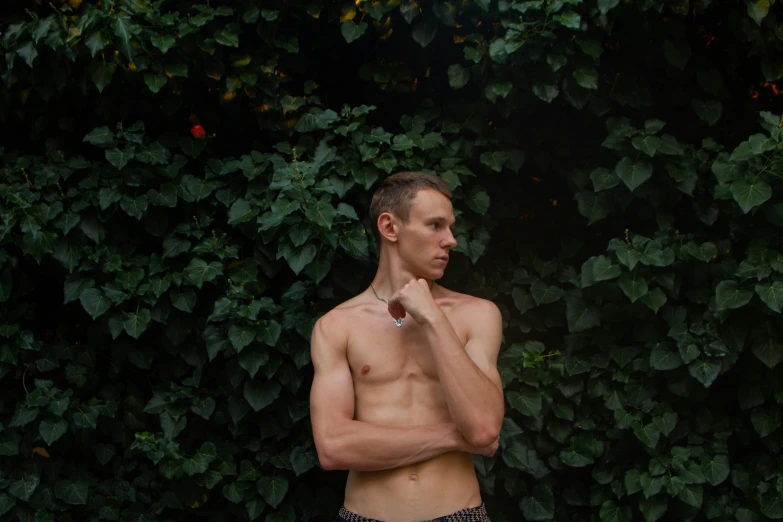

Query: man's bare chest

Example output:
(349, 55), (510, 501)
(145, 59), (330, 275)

(345, 308), (467, 385)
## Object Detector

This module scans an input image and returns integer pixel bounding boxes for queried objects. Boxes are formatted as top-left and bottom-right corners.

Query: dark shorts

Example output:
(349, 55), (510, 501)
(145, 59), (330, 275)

(338, 503), (490, 522)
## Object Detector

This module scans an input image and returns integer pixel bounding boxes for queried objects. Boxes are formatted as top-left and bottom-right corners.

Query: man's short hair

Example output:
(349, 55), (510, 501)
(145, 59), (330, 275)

(369, 171), (453, 245)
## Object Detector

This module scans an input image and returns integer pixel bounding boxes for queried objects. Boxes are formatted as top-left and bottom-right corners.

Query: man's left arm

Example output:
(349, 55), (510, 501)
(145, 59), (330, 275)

(421, 299), (505, 448)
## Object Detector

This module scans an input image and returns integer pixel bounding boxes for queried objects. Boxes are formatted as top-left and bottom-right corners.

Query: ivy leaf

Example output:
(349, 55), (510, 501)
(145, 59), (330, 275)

(752, 338), (782, 369)
(619, 273), (648, 303)
(702, 454), (730, 486)
(238, 347), (269, 378)
(191, 397), (216, 420)
(244, 380), (281, 412)
(751, 407), (781, 437)
(633, 422), (661, 448)
(412, 18), (438, 48)
(466, 187), (490, 214)
(590, 167), (620, 191)
(650, 343), (683, 370)
(632, 135), (661, 157)
(555, 12), (581, 29)
(215, 25), (240, 47)
(531, 280), (564, 305)
(616, 157), (653, 192)
(280, 243), (316, 275)
(692, 99), (722, 126)
(229, 324), (256, 353)
(341, 21), (367, 43)
(533, 83), (559, 103)
(93, 444), (116, 466)
(144, 74), (167, 93)
(756, 281), (783, 312)
(105, 147), (135, 170)
(123, 309), (151, 339)
(730, 179), (772, 213)
(575, 191), (611, 225)
(520, 483), (554, 521)
(16, 41), (38, 67)
(688, 358), (722, 388)
(566, 298), (600, 333)
(150, 34), (176, 54)
(304, 200), (337, 229)
(508, 391), (542, 417)
(573, 67), (598, 90)
(714, 280), (753, 310)
(184, 258), (223, 288)
(91, 61), (116, 93)
(0, 494), (16, 518)
(257, 475), (288, 508)
(638, 496), (667, 522)
(448, 64), (470, 89)
(641, 288), (667, 313)
(228, 199), (257, 225)
(39, 418), (68, 445)
(9, 473), (39, 501)
(480, 151), (509, 172)
(592, 256), (621, 282)
(55, 480), (89, 505)
(83, 126), (114, 146)
(79, 288), (111, 319)
(598, 0), (620, 13)
(677, 485), (703, 509)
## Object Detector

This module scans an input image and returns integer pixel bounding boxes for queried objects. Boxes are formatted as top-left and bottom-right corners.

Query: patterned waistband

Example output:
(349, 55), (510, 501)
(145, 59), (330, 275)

(339, 503), (490, 522)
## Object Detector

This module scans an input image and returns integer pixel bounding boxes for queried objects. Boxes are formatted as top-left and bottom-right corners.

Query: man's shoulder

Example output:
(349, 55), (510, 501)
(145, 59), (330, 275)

(439, 286), (500, 317)
(313, 294), (368, 336)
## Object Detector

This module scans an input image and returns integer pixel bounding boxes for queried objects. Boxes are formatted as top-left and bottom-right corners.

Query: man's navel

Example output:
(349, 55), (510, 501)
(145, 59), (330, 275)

(360, 365), (371, 375)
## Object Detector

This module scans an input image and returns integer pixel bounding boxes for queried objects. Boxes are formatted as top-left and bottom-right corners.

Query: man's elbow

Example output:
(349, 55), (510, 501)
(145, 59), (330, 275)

(315, 439), (344, 471)
(465, 420), (502, 448)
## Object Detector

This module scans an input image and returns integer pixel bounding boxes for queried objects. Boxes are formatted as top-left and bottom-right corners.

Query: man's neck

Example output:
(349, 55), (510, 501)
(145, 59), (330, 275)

(370, 258), (432, 298)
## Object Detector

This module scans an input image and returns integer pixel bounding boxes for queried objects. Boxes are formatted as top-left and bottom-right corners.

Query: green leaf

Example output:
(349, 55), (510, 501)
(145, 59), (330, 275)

(83, 126), (114, 146)
(215, 25), (240, 47)
(730, 141), (755, 162)
(229, 324), (256, 353)
(341, 21), (367, 43)
(170, 288), (197, 313)
(751, 407), (781, 437)
(632, 135), (661, 157)
(112, 15), (134, 61)
(508, 391), (542, 417)
(633, 422), (661, 448)
(91, 61), (116, 93)
(677, 485), (703, 509)
(0, 494), (16, 518)
(244, 380), (281, 412)
(123, 309), (151, 339)
(638, 496), (667, 522)
(688, 358), (722, 388)
(650, 343), (683, 370)
(752, 338), (782, 369)
(520, 483), (554, 521)
(223, 482), (246, 504)
(105, 147), (135, 170)
(598, 0), (620, 13)
(39, 419), (67, 445)
(566, 298), (600, 333)
(79, 288), (111, 319)
(616, 157), (653, 192)
(480, 151), (509, 172)
(191, 397), (216, 420)
(555, 12), (581, 29)
(533, 83), (559, 103)
(756, 281), (783, 312)
(16, 41), (38, 67)
(257, 475), (288, 508)
(715, 280), (753, 310)
(573, 67), (598, 90)
(239, 347), (269, 378)
(590, 167), (620, 191)
(593, 256), (621, 282)
(466, 187), (490, 214)
(599, 501), (630, 522)
(619, 273), (648, 303)
(9, 473), (39, 501)
(93, 443), (116, 465)
(150, 34), (176, 54)
(280, 243), (316, 275)
(560, 448), (593, 467)
(228, 199), (257, 225)
(702, 454), (730, 486)
(531, 280), (564, 305)
(184, 258), (223, 288)
(144, 74), (167, 93)
(731, 179), (772, 213)
(692, 99), (722, 126)
(55, 480), (89, 505)
(412, 18), (438, 48)
(575, 191), (611, 225)
(448, 64), (470, 89)
(304, 200), (337, 229)
(641, 288), (667, 313)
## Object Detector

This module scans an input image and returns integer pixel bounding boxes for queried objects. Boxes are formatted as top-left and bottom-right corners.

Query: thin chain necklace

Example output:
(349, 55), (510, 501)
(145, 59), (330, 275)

(369, 281), (434, 328)
(370, 283), (405, 328)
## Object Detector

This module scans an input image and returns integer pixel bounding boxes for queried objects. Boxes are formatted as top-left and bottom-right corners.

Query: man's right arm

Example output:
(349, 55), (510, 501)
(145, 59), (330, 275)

(309, 312), (495, 472)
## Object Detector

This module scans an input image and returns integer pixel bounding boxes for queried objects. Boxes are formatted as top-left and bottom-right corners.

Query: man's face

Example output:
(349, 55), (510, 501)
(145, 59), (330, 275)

(395, 189), (458, 279)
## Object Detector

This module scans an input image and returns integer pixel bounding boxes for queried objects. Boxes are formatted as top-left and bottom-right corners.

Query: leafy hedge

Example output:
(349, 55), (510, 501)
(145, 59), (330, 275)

(1, 0), (782, 521)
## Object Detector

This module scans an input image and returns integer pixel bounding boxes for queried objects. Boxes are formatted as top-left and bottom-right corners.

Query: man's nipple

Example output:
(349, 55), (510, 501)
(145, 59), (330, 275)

(361, 365), (371, 375)
(409, 473), (418, 481)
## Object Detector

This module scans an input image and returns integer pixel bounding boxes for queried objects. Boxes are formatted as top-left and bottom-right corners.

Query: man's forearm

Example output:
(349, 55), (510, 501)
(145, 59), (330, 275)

(319, 421), (463, 472)
(422, 309), (504, 446)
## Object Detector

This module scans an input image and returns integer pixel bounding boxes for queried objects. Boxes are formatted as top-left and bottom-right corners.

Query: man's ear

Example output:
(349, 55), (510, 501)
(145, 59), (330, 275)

(377, 212), (398, 243)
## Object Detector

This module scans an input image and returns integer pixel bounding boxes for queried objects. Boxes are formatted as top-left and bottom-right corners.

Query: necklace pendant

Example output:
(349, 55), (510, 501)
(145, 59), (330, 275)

(394, 318), (404, 328)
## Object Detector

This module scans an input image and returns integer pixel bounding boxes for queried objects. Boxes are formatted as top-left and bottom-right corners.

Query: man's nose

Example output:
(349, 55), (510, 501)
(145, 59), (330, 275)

(443, 229), (458, 249)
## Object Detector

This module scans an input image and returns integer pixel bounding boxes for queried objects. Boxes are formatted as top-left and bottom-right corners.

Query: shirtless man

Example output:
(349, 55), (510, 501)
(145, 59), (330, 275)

(309, 172), (505, 522)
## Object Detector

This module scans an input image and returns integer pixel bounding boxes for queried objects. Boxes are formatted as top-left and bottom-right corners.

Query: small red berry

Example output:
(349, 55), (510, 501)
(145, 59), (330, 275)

(191, 124), (206, 140)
